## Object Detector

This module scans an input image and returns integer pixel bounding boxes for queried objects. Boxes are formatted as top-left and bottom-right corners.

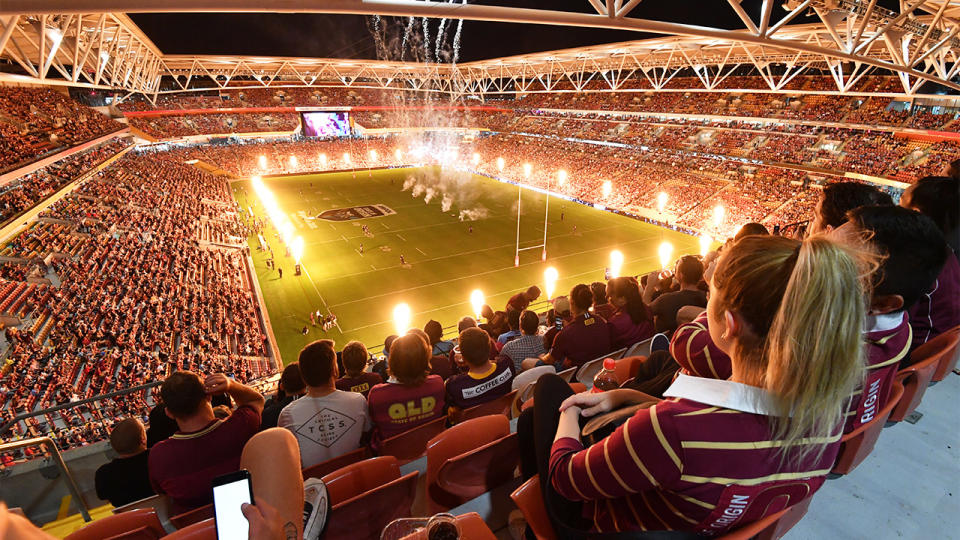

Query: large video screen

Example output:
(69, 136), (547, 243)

(301, 111), (351, 137)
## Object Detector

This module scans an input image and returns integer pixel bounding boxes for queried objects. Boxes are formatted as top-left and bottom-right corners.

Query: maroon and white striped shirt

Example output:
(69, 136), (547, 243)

(669, 312), (732, 380)
(844, 311), (912, 433)
(549, 375), (839, 534)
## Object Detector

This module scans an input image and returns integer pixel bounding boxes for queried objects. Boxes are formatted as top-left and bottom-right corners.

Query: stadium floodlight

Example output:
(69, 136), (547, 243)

(523, 163), (532, 178)
(557, 170), (568, 186)
(470, 289), (485, 320)
(699, 234), (713, 257)
(289, 155), (298, 168)
(472, 153), (480, 166)
(393, 303), (412, 335)
(713, 205), (726, 228)
(258, 155), (267, 169)
(609, 250), (624, 278)
(319, 153), (327, 167)
(394, 149), (402, 161)
(657, 192), (668, 214)
(544, 267), (559, 300)
(602, 180), (612, 198)
(343, 152), (351, 165)
(496, 157), (505, 172)
(658, 242), (674, 271)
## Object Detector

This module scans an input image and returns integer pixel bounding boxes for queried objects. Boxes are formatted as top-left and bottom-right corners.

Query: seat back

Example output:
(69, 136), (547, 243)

(436, 432), (519, 509)
(920, 325), (960, 382)
(718, 496), (812, 540)
(509, 475), (557, 540)
(556, 366), (577, 382)
(623, 338), (652, 359)
(832, 380), (905, 475)
(693, 481), (819, 537)
(301, 446), (369, 480)
(65, 508), (165, 540)
(614, 355), (646, 384)
(889, 350), (942, 423)
(160, 519), (215, 540)
(379, 415), (447, 465)
(323, 471), (419, 540)
(168, 505), (213, 531)
(425, 415), (512, 510)
(321, 456), (401, 505)
(453, 389), (517, 423)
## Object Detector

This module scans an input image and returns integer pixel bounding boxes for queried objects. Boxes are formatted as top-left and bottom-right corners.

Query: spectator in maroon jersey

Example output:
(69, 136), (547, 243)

(367, 333), (446, 446)
(148, 371), (264, 513)
(532, 284), (611, 371)
(519, 234), (873, 535)
(444, 328), (514, 410)
(590, 282), (616, 321)
(606, 277), (655, 350)
(507, 286), (541, 313)
(336, 341), (382, 398)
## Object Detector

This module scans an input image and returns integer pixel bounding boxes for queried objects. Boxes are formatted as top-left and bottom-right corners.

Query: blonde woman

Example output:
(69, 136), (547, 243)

(518, 235), (873, 536)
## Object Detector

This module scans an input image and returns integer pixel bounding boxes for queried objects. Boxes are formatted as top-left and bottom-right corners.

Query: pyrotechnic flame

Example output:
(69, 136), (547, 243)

(557, 170), (568, 186)
(472, 153), (480, 166)
(544, 267), (559, 300)
(602, 180), (612, 198)
(523, 163), (532, 178)
(258, 155), (267, 169)
(319, 153), (327, 166)
(292, 236), (304, 264)
(658, 242), (674, 271)
(496, 157), (505, 172)
(370, 149), (378, 161)
(610, 250), (624, 278)
(394, 149), (402, 161)
(470, 289), (485, 320)
(289, 155), (298, 168)
(699, 235), (713, 257)
(343, 152), (351, 165)
(393, 303), (412, 335)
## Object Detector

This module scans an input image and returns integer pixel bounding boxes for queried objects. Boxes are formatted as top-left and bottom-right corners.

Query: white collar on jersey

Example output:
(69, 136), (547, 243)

(863, 310), (905, 334)
(663, 373), (786, 417)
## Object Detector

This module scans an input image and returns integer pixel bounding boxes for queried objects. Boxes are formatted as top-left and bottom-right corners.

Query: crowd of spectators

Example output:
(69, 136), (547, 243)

(0, 86), (125, 172)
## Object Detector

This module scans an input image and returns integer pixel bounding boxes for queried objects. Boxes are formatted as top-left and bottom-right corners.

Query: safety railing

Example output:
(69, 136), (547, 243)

(0, 436), (92, 522)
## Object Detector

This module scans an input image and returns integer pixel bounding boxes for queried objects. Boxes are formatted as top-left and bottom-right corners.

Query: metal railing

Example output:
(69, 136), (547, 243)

(0, 436), (91, 522)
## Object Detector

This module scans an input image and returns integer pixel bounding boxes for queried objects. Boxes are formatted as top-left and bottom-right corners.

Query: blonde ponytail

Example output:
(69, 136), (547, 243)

(764, 236), (875, 463)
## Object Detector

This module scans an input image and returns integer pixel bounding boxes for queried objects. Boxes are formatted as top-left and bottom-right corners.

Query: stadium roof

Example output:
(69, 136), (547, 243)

(0, 1), (957, 98)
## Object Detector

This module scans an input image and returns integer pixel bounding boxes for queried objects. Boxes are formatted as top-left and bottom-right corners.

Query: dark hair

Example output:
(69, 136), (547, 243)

(904, 176), (959, 254)
(424, 320), (444, 344)
(160, 371), (207, 419)
(458, 316), (477, 333)
(507, 308), (521, 330)
(383, 334), (398, 356)
(590, 282), (607, 305)
(570, 284), (593, 311)
(298, 340), (337, 386)
(109, 418), (144, 455)
(389, 333), (431, 386)
(526, 286), (541, 299)
(735, 222), (769, 240)
(341, 341), (369, 376)
(847, 206), (948, 311)
(676, 255), (704, 285)
(819, 182), (893, 229)
(608, 277), (649, 325)
(459, 327), (491, 367)
(520, 310), (539, 335)
(279, 363), (306, 395)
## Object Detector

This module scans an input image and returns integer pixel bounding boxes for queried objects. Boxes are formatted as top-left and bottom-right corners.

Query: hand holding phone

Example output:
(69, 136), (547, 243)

(213, 470), (254, 539)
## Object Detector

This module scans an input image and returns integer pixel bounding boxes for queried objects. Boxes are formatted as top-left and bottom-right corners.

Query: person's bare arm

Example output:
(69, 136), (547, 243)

(641, 271), (661, 304)
(204, 374), (266, 414)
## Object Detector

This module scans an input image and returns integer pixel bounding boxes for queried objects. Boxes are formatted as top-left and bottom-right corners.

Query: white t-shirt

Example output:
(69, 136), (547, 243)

(278, 390), (371, 469)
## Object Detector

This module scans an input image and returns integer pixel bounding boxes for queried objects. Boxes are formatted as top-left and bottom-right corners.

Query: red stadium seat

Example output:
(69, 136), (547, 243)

(615, 355), (646, 384)
(321, 456), (401, 505)
(65, 508), (165, 540)
(889, 349), (941, 423)
(426, 415), (517, 511)
(450, 389), (517, 423)
(832, 380), (905, 475)
(161, 519), (215, 540)
(379, 416), (447, 464)
(923, 325), (960, 382)
(510, 476), (557, 540)
(301, 446), (370, 480)
(168, 505), (213, 531)
(322, 470), (419, 540)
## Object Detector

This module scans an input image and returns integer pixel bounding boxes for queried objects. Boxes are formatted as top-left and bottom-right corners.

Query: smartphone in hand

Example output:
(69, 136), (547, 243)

(212, 470), (254, 540)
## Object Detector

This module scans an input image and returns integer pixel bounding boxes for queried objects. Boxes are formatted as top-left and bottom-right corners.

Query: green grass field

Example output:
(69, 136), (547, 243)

(231, 167), (699, 365)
